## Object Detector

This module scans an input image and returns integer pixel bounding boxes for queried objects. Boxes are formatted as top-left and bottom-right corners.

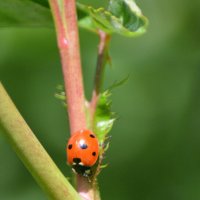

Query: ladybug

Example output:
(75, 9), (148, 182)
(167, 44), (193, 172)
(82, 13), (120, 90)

(66, 129), (99, 177)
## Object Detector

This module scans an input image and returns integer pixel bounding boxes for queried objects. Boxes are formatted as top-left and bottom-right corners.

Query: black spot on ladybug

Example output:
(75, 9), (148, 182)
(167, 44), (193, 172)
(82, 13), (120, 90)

(73, 158), (81, 164)
(68, 144), (72, 149)
(92, 152), (96, 156)
(79, 143), (88, 149)
(90, 134), (95, 138)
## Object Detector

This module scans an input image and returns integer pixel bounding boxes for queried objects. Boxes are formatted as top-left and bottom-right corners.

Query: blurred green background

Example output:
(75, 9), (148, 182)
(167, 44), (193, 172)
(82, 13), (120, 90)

(1, 0), (200, 199)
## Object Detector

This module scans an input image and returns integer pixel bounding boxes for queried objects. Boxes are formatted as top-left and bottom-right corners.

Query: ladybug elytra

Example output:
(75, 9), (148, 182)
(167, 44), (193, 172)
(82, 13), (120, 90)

(66, 129), (99, 177)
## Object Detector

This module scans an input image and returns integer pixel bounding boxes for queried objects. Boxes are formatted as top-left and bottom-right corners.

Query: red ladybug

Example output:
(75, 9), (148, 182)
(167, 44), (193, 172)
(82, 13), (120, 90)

(66, 129), (99, 177)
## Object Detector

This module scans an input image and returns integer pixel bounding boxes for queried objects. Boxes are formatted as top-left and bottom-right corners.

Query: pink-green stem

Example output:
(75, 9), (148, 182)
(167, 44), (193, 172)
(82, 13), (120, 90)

(49, 0), (86, 134)
(48, 1), (96, 199)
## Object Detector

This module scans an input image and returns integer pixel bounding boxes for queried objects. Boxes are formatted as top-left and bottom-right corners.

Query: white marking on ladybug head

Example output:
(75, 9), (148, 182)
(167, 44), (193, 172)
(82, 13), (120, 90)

(79, 162), (84, 166)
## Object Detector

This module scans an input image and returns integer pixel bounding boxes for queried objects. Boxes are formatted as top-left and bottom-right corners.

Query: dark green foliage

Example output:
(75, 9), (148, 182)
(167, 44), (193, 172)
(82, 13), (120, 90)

(78, 0), (148, 37)
(0, 0), (52, 27)
(30, 0), (49, 8)
(0, 0), (147, 37)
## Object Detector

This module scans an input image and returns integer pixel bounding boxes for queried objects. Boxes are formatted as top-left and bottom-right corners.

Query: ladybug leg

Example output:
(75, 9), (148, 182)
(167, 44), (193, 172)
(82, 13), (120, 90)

(83, 169), (92, 178)
(72, 168), (77, 174)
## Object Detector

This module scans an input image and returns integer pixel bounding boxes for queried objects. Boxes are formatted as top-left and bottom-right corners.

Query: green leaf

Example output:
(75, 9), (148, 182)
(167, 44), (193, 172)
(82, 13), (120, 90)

(94, 90), (115, 145)
(100, 163), (108, 169)
(0, 0), (52, 28)
(94, 75), (129, 149)
(77, 0), (148, 37)
(30, 0), (49, 8)
(108, 75), (130, 91)
(55, 85), (67, 107)
(0, 0), (147, 36)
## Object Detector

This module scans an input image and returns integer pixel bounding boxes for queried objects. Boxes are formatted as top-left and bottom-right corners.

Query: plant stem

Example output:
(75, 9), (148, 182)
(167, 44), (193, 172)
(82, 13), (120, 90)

(48, 1), (96, 199)
(90, 31), (111, 123)
(0, 83), (80, 200)
(83, 31), (110, 200)
(49, 0), (86, 134)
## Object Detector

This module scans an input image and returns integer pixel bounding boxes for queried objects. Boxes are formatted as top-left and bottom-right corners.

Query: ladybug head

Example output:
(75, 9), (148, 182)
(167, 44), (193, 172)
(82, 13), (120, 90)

(72, 163), (92, 177)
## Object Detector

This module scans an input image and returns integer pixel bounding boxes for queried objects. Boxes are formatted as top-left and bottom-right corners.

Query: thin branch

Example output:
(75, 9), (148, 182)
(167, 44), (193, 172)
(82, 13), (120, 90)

(82, 31), (111, 200)
(90, 31), (111, 124)
(0, 83), (80, 200)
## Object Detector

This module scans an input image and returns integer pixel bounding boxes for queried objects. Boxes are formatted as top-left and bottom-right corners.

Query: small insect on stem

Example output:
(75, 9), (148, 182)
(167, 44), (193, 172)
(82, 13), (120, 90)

(66, 129), (99, 178)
